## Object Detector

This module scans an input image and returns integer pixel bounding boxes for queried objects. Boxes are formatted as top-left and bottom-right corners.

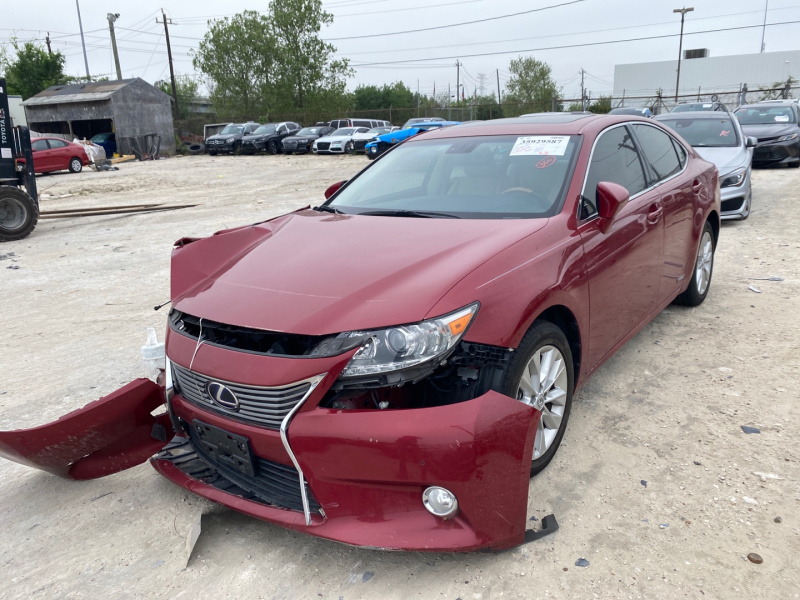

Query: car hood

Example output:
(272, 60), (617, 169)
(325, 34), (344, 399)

(242, 133), (274, 141)
(171, 210), (547, 335)
(353, 132), (381, 140)
(378, 129), (418, 143)
(694, 146), (751, 173)
(316, 135), (353, 143)
(739, 123), (798, 139)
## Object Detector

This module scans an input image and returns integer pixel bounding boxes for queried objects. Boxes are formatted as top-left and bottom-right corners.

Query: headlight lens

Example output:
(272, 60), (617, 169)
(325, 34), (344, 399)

(338, 303), (478, 377)
(226, 137), (235, 143)
(777, 133), (799, 142)
(720, 167), (747, 188)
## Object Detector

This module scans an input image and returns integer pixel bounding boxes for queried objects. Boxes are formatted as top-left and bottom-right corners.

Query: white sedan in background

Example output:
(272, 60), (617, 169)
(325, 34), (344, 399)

(312, 127), (371, 154)
(351, 126), (399, 154)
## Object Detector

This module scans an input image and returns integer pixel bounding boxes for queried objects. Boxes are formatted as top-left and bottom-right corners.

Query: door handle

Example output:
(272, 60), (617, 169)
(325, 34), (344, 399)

(647, 206), (663, 224)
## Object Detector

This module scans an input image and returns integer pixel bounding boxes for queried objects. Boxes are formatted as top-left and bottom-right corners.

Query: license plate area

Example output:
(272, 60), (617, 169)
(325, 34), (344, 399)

(192, 420), (255, 477)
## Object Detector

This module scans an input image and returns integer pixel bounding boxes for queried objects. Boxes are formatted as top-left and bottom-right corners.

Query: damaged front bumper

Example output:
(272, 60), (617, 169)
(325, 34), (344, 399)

(0, 341), (543, 551)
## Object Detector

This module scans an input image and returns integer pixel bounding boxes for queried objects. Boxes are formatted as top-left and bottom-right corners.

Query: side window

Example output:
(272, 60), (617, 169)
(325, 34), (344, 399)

(32, 139), (48, 151)
(582, 126), (647, 219)
(631, 124), (681, 182)
(277, 125), (286, 134)
(50, 139), (69, 148)
(672, 138), (687, 168)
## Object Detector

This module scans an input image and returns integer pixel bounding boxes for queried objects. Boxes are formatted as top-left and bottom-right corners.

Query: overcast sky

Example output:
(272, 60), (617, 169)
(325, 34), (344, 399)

(2, 0), (799, 101)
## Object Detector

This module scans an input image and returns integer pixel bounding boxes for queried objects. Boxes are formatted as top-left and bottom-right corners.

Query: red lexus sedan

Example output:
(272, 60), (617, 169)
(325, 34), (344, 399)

(0, 114), (720, 552)
(30, 136), (89, 174)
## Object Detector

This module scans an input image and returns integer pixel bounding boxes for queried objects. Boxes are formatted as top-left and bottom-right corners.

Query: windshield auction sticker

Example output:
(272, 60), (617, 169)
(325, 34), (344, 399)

(510, 135), (569, 156)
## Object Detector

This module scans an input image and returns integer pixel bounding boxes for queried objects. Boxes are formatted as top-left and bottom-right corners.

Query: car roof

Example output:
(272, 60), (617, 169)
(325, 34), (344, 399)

(738, 100), (795, 108)
(656, 111), (735, 120)
(417, 114), (649, 139)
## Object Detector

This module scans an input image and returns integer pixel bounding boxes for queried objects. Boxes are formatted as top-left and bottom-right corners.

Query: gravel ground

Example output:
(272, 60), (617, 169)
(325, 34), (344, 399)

(1, 154), (798, 599)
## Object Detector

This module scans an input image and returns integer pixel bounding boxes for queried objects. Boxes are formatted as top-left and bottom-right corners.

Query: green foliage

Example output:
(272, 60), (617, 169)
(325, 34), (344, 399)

(472, 94), (503, 120)
(0, 40), (70, 99)
(156, 75), (199, 119)
(193, 1), (352, 119)
(504, 56), (561, 115)
(566, 102), (583, 111)
(759, 76), (797, 101)
(588, 95), (612, 114)
(353, 82), (415, 110)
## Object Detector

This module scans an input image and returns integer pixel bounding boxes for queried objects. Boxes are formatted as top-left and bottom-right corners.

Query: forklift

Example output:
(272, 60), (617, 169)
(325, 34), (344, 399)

(0, 77), (38, 242)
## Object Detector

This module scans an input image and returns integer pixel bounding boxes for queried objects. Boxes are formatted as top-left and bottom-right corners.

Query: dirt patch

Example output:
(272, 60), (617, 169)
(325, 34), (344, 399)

(1, 155), (798, 599)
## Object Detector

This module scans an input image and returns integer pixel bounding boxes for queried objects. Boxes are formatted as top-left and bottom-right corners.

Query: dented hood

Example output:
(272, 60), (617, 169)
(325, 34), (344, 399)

(171, 209), (546, 335)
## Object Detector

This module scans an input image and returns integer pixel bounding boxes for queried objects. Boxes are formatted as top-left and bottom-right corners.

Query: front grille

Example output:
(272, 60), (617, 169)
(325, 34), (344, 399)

(316, 142), (330, 151)
(156, 436), (321, 513)
(353, 139), (369, 150)
(755, 147), (788, 162)
(172, 363), (313, 430)
(721, 197), (745, 212)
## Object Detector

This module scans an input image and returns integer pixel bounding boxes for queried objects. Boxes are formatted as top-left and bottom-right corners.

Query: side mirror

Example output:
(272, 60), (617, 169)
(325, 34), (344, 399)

(596, 181), (629, 232)
(324, 180), (347, 200)
(746, 136), (757, 148)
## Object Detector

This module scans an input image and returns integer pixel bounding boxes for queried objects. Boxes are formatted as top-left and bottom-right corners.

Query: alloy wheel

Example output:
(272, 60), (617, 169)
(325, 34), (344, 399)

(694, 230), (714, 296)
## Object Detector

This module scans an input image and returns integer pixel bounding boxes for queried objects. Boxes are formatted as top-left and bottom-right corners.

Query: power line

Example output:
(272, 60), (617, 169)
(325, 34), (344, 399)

(349, 20), (800, 66)
(325, 0), (586, 41)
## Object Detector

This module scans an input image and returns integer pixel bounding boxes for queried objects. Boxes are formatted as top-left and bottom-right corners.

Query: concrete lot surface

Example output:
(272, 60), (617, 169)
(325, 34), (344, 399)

(1, 154), (798, 599)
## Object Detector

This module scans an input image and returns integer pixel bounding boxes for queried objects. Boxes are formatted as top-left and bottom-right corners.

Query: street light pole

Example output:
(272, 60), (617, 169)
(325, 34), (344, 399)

(107, 13), (122, 80)
(760, 0), (769, 53)
(673, 6), (694, 103)
(75, 0), (90, 79)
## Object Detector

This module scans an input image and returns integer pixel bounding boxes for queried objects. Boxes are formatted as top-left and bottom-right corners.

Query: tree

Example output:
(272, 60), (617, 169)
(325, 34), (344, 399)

(504, 56), (561, 115)
(270, 0), (352, 110)
(472, 94), (503, 120)
(193, 11), (278, 119)
(1, 40), (70, 99)
(156, 75), (199, 119)
(588, 95), (612, 114)
(353, 82), (415, 111)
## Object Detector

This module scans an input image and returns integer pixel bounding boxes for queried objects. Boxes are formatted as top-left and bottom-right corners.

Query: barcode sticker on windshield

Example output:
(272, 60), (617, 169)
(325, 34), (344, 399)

(510, 136), (569, 156)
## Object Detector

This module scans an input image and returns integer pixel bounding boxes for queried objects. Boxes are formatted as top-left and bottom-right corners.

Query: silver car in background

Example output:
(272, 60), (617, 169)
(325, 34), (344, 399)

(656, 111), (756, 220)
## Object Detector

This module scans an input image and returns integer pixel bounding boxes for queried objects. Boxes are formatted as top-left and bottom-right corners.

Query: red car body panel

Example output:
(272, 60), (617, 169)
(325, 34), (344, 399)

(0, 379), (169, 480)
(30, 137), (89, 174)
(0, 115), (721, 551)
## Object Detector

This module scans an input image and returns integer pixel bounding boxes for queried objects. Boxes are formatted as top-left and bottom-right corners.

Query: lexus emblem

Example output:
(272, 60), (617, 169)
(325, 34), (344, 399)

(205, 381), (240, 411)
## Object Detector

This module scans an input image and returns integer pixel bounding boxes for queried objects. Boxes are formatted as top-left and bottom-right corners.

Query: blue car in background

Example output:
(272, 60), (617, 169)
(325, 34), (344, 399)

(90, 132), (117, 157)
(365, 120), (461, 160)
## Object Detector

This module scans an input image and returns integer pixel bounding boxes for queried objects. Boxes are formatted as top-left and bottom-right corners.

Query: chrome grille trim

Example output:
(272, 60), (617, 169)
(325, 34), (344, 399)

(171, 363), (317, 431)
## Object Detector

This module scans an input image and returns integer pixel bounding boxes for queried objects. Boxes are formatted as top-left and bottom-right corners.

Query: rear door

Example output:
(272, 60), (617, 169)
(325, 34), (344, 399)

(578, 124), (665, 369)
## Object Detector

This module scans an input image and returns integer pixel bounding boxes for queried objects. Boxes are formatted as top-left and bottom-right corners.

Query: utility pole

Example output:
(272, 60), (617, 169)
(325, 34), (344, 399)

(455, 60), (461, 106)
(760, 0), (769, 52)
(45, 33), (52, 54)
(157, 9), (179, 119)
(580, 68), (586, 111)
(75, 0), (90, 79)
(107, 13), (122, 80)
(673, 6), (694, 102)
(496, 69), (501, 104)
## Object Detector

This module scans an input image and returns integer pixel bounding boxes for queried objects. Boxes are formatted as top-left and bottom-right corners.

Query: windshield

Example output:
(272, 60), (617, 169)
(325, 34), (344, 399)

(735, 106), (796, 125)
(220, 125), (244, 135)
(90, 133), (110, 142)
(658, 117), (739, 147)
(331, 128), (357, 136)
(253, 125), (277, 135)
(297, 127), (322, 136)
(328, 134), (580, 219)
(368, 127), (391, 134)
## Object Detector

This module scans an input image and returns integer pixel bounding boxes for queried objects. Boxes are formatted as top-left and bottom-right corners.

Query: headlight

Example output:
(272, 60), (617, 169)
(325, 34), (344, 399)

(777, 133), (799, 142)
(720, 167), (747, 188)
(226, 137), (235, 143)
(336, 304), (478, 377)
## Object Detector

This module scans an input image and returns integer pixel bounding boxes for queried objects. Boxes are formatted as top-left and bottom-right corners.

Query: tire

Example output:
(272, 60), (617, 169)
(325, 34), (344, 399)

(788, 161), (800, 169)
(674, 220), (715, 306)
(0, 187), (39, 242)
(187, 144), (204, 155)
(267, 140), (279, 155)
(208, 151), (218, 156)
(68, 157), (83, 173)
(233, 142), (242, 155)
(345, 140), (354, 154)
(740, 192), (751, 220)
(499, 320), (574, 477)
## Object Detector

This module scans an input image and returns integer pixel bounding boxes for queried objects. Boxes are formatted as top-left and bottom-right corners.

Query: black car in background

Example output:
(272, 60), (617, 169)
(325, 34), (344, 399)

(735, 100), (800, 168)
(241, 122), (301, 155)
(280, 126), (335, 154)
(205, 122), (260, 155)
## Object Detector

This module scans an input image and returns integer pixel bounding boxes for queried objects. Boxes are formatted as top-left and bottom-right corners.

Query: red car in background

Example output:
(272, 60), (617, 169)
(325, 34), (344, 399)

(30, 137), (89, 174)
(0, 114), (720, 552)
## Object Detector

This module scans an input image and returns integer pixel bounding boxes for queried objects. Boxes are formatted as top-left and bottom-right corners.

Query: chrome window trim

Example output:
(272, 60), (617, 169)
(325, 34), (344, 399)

(280, 374), (326, 526)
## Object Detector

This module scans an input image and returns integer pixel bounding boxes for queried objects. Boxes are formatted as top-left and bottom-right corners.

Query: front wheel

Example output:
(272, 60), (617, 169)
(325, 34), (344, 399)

(0, 187), (39, 242)
(345, 140), (354, 154)
(500, 321), (574, 476)
(267, 140), (279, 155)
(674, 220), (715, 306)
(69, 157), (83, 173)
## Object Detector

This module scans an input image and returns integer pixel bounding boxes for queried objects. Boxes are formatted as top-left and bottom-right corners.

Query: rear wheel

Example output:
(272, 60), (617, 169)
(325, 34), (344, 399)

(674, 220), (715, 306)
(500, 321), (574, 477)
(0, 187), (39, 242)
(68, 157), (83, 173)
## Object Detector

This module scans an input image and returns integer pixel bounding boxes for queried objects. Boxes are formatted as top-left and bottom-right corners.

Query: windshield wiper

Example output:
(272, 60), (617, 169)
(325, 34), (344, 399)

(314, 205), (344, 214)
(356, 209), (461, 219)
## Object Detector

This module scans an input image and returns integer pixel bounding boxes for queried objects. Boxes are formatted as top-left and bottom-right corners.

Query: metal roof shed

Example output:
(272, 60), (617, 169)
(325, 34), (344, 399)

(23, 78), (175, 156)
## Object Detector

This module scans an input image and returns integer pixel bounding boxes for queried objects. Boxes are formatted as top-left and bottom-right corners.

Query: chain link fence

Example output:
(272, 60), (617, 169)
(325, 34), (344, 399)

(174, 83), (800, 138)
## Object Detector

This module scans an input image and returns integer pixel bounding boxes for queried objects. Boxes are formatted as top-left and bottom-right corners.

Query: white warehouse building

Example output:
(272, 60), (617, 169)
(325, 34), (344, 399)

(613, 49), (800, 100)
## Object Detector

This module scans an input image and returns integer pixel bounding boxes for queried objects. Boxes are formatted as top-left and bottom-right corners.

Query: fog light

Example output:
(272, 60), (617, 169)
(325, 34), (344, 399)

(422, 486), (459, 519)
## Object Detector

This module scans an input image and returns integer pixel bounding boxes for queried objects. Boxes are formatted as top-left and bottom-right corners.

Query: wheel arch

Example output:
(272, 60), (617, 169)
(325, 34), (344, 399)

(706, 209), (720, 246)
(531, 305), (582, 385)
